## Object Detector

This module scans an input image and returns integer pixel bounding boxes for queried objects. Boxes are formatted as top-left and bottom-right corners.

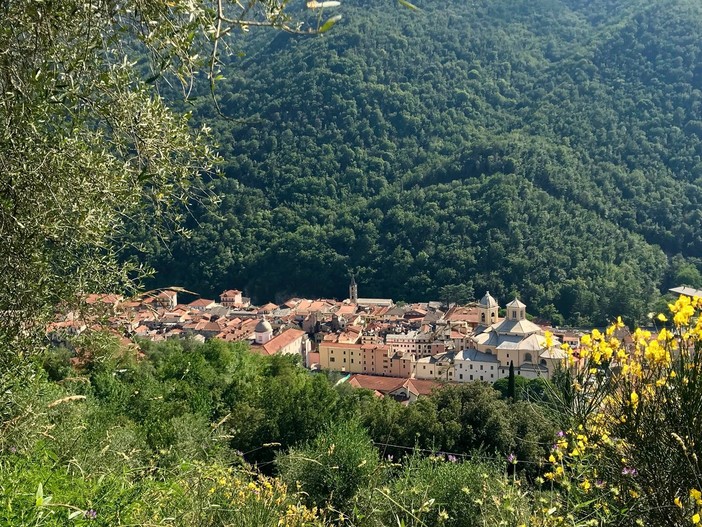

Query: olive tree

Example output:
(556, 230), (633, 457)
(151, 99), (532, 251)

(0, 0), (338, 419)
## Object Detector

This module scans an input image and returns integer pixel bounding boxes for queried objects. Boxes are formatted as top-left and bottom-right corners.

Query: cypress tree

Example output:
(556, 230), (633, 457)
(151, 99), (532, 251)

(508, 360), (516, 400)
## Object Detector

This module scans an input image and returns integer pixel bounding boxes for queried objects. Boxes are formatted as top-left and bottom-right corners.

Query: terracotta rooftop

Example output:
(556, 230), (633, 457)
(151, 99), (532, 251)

(188, 298), (216, 308)
(347, 374), (443, 397)
(444, 305), (482, 324)
(251, 328), (305, 355)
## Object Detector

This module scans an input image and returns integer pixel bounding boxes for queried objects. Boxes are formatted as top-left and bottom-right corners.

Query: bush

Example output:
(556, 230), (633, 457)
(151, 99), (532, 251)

(277, 420), (381, 514)
(545, 297), (702, 526)
(357, 454), (532, 527)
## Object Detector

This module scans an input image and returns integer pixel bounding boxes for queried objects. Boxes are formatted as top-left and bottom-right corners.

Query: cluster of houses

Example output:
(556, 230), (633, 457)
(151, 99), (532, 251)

(317, 290), (574, 386)
(48, 280), (586, 402)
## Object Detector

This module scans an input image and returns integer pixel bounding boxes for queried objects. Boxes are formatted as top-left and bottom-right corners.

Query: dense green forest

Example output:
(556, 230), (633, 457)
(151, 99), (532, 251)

(140, 0), (702, 325)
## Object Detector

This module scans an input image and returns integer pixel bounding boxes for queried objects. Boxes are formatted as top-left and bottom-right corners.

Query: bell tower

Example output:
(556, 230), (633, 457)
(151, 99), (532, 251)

(349, 274), (358, 304)
(478, 291), (499, 326)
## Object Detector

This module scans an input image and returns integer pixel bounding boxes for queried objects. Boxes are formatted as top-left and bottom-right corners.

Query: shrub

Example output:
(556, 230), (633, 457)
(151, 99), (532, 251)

(357, 453), (532, 527)
(544, 296), (702, 526)
(277, 420), (381, 514)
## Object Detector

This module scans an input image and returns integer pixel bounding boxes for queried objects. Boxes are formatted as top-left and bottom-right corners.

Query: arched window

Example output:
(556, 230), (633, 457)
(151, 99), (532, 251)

(481, 313), (485, 323)
(524, 353), (532, 363)
(486, 349), (492, 355)
(540, 359), (547, 367)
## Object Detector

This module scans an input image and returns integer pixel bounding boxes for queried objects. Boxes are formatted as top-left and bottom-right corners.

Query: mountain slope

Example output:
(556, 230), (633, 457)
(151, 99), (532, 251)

(145, 0), (702, 325)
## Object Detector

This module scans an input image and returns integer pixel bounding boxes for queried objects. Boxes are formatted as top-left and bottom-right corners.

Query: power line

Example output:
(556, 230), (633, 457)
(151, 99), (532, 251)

(370, 441), (548, 466)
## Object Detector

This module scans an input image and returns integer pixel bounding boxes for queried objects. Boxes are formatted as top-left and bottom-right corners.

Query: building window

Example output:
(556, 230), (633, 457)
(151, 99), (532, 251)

(490, 365), (494, 370)
(343, 358), (346, 363)
(330, 357), (335, 363)
(480, 375), (483, 381)
(470, 364), (473, 370)
(480, 365), (483, 370)
(512, 310), (516, 318)
(481, 313), (485, 323)
(470, 375), (473, 380)
(524, 353), (532, 363)
(459, 374), (463, 380)
(351, 359), (354, 364)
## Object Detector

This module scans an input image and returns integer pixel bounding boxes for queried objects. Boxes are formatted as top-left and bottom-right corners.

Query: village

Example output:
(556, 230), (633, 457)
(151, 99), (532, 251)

(48, 278), (652, 403)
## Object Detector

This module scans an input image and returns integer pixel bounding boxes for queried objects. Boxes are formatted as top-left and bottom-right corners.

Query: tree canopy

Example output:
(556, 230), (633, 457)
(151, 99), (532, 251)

(142, 0), (702, 326)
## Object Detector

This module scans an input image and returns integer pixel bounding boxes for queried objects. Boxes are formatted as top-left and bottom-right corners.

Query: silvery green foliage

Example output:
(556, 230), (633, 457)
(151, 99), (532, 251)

(0, 0), (327, 426)
(0, 0), (330, 357)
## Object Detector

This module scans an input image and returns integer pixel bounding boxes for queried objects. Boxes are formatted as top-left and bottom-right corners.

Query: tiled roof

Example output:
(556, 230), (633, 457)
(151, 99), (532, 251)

(347, 375), (443, 397)
(260, 328), (305, 355)
(455, 349), (500, 363)
(188, 298), (216, 308)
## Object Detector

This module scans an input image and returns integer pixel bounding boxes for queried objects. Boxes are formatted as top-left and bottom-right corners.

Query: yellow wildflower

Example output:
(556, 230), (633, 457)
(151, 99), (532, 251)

(630, 391), (639, 407)
(544, 331), (553, 348)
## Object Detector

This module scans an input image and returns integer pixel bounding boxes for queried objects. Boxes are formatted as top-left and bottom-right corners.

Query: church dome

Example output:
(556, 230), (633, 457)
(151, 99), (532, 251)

(255, 319), (272, 333)
(479, 291), (499, 308)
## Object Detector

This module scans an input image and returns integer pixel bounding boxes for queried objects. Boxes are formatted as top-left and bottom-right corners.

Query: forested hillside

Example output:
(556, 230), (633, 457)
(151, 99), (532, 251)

(145, 0), (702, 325)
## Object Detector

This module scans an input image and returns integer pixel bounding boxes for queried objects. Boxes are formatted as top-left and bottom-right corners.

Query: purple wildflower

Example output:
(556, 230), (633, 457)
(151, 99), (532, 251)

(557, 430), (565, 438)
(447, 454), (458, 463)
(507, 453), (517, 464)
(84, 509), (97, 520)
(621, 467), (638, 477)
(8, 446), (17, 454)
(386, 454), (394, 462)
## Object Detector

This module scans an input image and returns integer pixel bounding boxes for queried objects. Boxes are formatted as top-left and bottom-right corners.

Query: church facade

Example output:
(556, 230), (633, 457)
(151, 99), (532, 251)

(471, 292), (567, 379)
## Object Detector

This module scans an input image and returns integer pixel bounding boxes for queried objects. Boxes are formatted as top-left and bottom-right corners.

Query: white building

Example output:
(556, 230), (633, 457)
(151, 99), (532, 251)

(386, 330), (420, 354)
(454, 349), (501, 383)
(415, 351), (455, 381)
